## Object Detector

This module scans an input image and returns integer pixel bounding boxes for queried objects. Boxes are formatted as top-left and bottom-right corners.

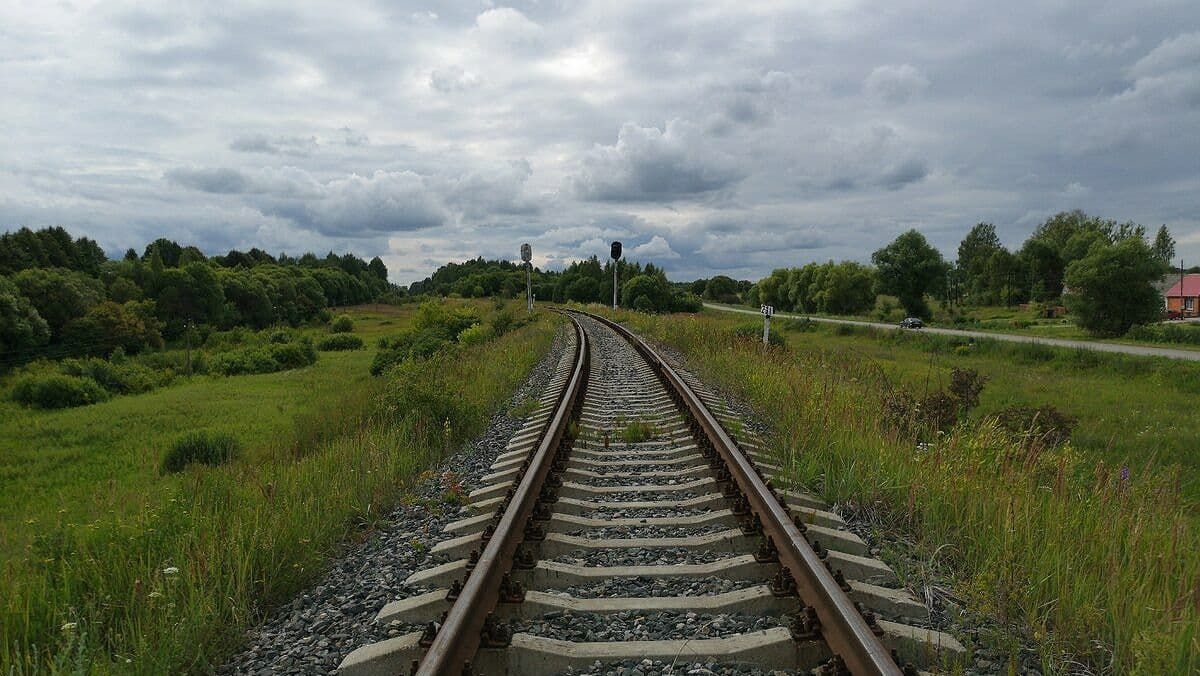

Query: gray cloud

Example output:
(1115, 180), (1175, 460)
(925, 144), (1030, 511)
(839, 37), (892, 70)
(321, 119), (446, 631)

(230, 134), (319, 156)
(571, 120), (744, 202)
(3, 1), (1200, 283)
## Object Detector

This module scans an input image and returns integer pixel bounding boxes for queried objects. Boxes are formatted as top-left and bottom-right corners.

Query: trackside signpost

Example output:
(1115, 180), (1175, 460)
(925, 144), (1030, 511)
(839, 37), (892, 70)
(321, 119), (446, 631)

(761, 304), (774, 345)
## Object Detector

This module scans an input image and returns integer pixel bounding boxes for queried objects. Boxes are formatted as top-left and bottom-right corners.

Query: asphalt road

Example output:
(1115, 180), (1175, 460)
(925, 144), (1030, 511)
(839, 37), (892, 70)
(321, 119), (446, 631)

(703, 303), (1200, 362)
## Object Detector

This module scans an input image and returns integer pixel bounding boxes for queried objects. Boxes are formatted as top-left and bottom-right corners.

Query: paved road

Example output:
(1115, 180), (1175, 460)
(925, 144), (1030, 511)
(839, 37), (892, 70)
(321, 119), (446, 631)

(703, 303), (1200, 362)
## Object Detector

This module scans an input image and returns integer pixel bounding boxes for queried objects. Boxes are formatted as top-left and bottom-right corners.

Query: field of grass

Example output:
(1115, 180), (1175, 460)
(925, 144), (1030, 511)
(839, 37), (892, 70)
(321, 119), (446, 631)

(1, 301), (559, 673)
(774, 320), (1200, 503)
(609, 307), (1198, 673)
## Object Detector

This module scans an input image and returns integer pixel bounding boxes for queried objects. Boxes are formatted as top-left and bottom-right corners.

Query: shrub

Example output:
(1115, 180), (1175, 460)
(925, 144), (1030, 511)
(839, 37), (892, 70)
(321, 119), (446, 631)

(330, 314), (354, 333)
(370, 329), (453, 375)
(59, 357), (161, 395)
(161, 431), (239, 473)
(269, 338), (317, 369)
(267, 330), (293, 344)
(210, 337), (317, 375)
(10, 373), (109, 409)
(316, 334), (364, 351)
(457, 323), (496, 347)
(989, 405), (1077, 448)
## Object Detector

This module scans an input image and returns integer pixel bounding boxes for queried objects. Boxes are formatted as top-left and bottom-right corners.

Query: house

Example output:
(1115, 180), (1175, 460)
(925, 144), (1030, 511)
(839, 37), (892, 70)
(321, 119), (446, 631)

(1164, 274), (1200, 318)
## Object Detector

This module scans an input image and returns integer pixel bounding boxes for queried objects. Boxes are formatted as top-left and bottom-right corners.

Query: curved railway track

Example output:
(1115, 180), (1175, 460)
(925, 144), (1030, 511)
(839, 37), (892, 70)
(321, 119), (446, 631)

(338, 310), (964, 675)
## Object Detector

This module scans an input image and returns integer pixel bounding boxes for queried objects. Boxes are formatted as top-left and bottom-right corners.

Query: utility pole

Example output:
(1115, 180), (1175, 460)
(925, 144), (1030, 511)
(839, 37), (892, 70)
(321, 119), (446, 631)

(185, 318), (193, 376)
(521, 243), (533, 312)
(610, 241), (622, 309)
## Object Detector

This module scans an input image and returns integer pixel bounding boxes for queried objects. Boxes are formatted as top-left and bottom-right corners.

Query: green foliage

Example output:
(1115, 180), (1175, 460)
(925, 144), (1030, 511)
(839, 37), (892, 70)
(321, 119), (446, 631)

(732, 322), (786, 347)
(330, 314), (354, 333)
(61, 300), (164, 357)
(1125, 323), (1200, 346)
(620, 274), (674, 312)
(160, 431), (239, 474)
(755, 261), (877, 315)
(0, 226), (106, 276)
(1064, 237), (1163, 336)
(316, 334), (364, 351)
(0, 275), (50, 355)
(59, 357), (162, 395)
(208, 337), (318, 376)
(10, 373), (109, 409)
(872, 230), (948, 318)
(620, 420), (657, 442)
(11, 267), (105, 337)
(457, 323), (496, 347)
(701, 275), (741, 302)
(1151, 225), (1175, 268)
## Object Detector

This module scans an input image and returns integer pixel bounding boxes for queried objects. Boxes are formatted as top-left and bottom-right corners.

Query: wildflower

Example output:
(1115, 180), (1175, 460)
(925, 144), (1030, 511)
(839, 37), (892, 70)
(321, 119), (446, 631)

(149, 591), (162, 599)
(61, 622), (77, 632)
(162, 566), (180, 575)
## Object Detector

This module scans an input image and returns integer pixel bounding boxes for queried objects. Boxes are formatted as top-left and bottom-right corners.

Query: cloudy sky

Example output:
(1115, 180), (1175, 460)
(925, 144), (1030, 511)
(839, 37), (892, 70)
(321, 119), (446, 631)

(2, 1), (1198, 284)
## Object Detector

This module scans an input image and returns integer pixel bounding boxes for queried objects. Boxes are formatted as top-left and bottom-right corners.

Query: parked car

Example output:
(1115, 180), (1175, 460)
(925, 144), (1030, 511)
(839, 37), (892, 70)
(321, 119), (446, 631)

(899, 317), (924, 329)
(1165, 309), (1184, 321)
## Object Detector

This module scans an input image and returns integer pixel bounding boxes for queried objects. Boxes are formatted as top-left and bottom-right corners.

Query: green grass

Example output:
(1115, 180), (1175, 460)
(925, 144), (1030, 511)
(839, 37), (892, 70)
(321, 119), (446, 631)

(774, 320), (1200, 503)
(1, 301), (559, 673)
(609, 307), (1198, 673)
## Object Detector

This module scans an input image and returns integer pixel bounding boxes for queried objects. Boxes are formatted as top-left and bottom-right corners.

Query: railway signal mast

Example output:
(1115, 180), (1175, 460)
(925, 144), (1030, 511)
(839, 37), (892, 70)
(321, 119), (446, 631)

(520, 242), (533, 312)
(610, 241), (622, 309)
(761, 303), (774, 345)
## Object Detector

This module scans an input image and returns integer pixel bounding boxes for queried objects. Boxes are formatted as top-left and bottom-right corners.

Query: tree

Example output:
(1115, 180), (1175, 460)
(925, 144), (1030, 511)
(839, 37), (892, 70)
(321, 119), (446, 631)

(143, 238), (183, 267)
(62, 300), (164, 356)
(1152, 225), (1176, 268)
(956, 223), (1005, 304)
(871, 230), (948, 318)
(0, 276), (50, 354)
(1064, 237), (1162, 336)
(368, 256), (388, 281)
(11, 267), (105, 338)
(702, 275), (740, 302)
(620, 274), (673, 312)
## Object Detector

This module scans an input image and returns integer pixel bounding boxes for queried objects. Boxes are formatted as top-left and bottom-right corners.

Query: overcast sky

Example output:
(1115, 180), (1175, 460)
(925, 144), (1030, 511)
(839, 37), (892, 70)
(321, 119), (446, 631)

(2, 1), (1198, 284)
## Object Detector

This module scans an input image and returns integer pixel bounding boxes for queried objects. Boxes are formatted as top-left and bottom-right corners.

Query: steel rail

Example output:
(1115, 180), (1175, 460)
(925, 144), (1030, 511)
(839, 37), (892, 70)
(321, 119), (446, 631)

(415, 312), (588, 676)
(574, 309), (902, 676)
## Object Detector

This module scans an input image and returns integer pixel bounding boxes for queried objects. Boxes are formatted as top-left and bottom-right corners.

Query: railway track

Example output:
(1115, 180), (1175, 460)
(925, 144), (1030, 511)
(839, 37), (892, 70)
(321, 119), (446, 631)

(338, 310), (964, 675)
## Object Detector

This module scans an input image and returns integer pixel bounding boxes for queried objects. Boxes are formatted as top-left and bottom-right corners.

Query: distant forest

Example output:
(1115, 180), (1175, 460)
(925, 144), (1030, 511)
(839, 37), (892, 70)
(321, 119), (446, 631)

(0, 226), (398, 364)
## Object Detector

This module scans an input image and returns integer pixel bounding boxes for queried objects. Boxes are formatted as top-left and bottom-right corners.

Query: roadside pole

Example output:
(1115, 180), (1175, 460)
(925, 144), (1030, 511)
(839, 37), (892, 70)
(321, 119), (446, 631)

(761, 304), (774, 346)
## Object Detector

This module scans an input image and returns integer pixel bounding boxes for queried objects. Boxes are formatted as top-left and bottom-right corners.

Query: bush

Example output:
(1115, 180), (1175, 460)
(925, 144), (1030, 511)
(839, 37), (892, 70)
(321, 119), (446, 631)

(989, 405), (1077, 447)
(457, 323), (496, 347)
(330, 314), (354, 333)
(370, 329), (453, 375)
(161, 431), (240, 473)
(10, 373), (109, 409)
(209, 338), (317, 376)
(59, 357), (162, 395)
(267, 330), (293, 344)
(316, 334), (364, 351)
(269, 338), (317, 369)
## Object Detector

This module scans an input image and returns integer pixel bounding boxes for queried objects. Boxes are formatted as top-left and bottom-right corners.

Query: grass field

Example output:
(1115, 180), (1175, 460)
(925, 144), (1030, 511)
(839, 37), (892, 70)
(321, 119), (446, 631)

(777, 321), (1200, 504)
(606, 306), (1198, 673)
(0, 301), (559, 673)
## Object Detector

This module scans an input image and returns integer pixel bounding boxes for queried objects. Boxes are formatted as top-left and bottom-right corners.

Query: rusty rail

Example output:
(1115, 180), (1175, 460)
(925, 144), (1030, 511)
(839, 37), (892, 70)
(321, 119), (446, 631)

(575, 309), (903, 676)
(414, 312), (588, 676)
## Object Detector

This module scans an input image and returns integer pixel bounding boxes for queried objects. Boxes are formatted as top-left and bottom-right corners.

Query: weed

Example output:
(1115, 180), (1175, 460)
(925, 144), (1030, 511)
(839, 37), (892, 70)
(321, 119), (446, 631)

(508, 396), (540, 419)
(621, 420), (657, 442)
(160, 431), (240, 473)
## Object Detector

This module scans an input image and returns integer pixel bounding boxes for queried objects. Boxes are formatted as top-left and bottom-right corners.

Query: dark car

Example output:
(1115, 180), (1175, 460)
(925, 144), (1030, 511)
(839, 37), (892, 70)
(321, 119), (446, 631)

(1165, 309), (1184, 321)
(899, 317), (924, 329)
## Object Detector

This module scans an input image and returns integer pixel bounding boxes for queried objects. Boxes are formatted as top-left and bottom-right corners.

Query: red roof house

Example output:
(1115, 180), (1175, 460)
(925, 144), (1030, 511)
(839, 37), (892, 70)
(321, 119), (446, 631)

(1165, 274), (1200, 317)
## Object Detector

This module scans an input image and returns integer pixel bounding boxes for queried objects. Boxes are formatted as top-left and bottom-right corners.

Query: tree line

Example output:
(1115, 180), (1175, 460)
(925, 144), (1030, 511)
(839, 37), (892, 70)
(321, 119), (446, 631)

(0, 226), (397, 363)
(749, 211), (1179, 337)
(408, 255), (704, 313)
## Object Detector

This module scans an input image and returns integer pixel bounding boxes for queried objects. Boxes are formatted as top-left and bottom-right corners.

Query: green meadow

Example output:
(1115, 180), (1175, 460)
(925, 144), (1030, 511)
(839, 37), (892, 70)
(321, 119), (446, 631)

(0, 301), (558, 674)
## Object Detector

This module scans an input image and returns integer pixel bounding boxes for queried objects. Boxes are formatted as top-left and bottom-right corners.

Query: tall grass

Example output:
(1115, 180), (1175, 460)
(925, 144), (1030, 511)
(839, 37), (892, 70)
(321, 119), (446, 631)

(624, 311), (1199, 673)
(1, 314), (557, 674)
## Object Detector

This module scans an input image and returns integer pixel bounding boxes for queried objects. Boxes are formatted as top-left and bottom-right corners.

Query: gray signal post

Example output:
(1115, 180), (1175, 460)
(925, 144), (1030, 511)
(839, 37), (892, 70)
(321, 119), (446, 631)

(521, 243), (533, 312)
(761, 304), (774, 345)
(610, 241), (622, 309)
